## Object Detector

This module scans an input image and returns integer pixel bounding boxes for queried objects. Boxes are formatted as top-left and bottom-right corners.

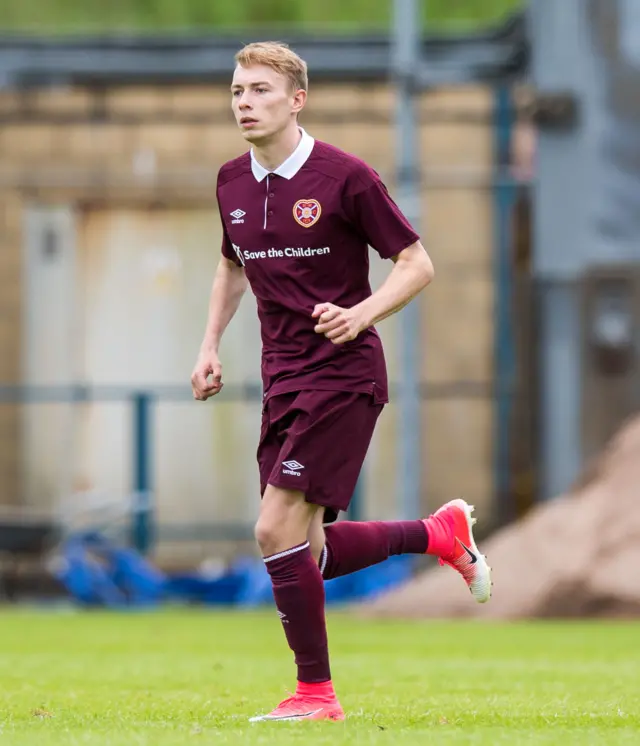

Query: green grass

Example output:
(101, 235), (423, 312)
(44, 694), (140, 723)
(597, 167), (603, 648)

(0, 0), (522, 34)
(1, 608), (639, 744)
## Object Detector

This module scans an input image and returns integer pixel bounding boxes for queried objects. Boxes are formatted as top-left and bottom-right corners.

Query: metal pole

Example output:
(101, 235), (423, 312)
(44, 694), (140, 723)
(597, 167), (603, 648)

(392, 0), (423, 519)
(538, 281), (582, 499)
(530, 0), (591, 499)
(131, 392), (153, 553)
(492, 84), (516, 523)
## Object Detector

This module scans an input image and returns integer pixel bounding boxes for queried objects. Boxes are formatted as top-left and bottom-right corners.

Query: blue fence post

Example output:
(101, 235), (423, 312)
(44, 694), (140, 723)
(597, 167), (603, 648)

(131, 392), (154, 554)
(493, 84), (517, 526)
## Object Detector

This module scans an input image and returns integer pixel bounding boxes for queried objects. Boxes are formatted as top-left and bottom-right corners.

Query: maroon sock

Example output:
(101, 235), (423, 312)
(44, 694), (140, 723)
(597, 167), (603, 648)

(320, 520), (428, 580)
(264, 541), (331, 683)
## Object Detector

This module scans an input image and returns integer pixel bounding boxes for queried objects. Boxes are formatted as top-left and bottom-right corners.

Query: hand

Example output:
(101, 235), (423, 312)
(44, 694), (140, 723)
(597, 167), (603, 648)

(191, 351), (223, 400)
(312, 303), (364, 345)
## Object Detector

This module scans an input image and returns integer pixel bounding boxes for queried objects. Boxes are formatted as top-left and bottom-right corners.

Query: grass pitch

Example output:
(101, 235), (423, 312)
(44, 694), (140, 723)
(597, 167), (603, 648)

(1, 607), (639, 745)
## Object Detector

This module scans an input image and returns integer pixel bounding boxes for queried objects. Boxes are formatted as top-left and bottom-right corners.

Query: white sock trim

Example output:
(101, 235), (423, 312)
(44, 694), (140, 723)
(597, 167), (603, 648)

(319, 545), (328, 576)
(263, 541), (310, 564)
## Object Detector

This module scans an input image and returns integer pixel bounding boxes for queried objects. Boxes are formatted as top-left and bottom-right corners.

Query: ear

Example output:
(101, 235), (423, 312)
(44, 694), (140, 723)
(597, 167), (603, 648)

(292, 88), (307, 116)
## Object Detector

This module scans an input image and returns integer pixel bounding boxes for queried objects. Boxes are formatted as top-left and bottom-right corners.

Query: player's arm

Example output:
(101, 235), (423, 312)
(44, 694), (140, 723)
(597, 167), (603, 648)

(358, 240), (433, 326)
(313, 241), (432, 345)
(191, 257), (248, 400)
(313, 168), (433, 345)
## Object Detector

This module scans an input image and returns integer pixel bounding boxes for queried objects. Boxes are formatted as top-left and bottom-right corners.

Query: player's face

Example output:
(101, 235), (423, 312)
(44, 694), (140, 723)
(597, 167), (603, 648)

(231, 64), (305, 144)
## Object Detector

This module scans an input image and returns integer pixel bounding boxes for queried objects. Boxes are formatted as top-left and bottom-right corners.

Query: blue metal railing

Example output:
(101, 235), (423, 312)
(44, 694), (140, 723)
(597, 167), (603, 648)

(131, 392), (152, 553)
(0, 384), (369, 553)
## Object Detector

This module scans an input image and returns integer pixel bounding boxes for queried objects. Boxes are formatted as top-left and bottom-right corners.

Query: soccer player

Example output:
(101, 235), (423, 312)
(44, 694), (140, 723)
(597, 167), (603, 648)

(191, 41), (492, 722)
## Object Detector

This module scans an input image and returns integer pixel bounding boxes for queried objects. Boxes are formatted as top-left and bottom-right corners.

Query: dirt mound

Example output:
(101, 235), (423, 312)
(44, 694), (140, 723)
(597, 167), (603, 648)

(360, 415), (640, 619)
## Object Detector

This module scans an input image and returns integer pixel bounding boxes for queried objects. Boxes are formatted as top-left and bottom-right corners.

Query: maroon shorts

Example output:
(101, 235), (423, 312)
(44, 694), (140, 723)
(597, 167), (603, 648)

(257, 389), (383, 523)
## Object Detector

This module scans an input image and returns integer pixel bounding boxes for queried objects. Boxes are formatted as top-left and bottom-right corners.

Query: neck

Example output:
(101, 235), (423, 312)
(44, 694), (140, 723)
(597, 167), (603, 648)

(253, 125), (302, 172)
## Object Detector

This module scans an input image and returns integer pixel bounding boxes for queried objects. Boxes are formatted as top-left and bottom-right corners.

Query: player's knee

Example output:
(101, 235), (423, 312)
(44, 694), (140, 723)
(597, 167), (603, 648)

(254, 516), (279, 555)
(256, 486), (316, 556)
(255, 505), (310, 557)
(254, 513), (300, 556)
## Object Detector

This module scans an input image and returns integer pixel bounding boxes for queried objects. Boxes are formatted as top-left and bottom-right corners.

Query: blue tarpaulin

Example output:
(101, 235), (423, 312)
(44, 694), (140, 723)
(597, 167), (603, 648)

(51, 532), (414, 609)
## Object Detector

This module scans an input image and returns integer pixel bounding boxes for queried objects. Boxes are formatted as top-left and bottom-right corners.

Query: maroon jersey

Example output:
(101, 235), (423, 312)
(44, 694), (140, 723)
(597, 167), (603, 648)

(216, 129), (420, 404)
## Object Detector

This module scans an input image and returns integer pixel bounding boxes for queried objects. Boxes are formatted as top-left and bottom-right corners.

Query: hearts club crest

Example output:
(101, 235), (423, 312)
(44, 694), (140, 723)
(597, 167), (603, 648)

(293, 199), (322, 228)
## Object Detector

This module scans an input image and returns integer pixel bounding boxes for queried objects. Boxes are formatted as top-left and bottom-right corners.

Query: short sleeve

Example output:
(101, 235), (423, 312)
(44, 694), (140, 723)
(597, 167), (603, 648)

(217, 188), (243, 267)
(220, 220), (243, 267)
(343, 165), (420, 259)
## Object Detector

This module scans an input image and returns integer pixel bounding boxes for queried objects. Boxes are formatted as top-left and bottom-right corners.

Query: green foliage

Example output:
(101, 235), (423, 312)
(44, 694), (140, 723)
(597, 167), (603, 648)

(0, 0), (522, 34)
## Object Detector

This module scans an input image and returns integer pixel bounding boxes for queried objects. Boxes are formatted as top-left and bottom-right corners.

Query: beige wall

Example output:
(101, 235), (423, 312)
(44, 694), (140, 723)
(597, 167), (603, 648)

(0, 81), (496, 535)
(0, 193), (22, 505)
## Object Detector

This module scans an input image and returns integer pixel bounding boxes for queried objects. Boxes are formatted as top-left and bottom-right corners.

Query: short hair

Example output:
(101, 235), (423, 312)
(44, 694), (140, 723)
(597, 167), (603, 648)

(235, 41), (308, 93)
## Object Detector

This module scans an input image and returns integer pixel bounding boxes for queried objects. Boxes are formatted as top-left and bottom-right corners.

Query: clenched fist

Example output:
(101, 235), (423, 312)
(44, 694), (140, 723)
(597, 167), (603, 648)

(191, 351), (223, 400)
(312, 303), (365, 345)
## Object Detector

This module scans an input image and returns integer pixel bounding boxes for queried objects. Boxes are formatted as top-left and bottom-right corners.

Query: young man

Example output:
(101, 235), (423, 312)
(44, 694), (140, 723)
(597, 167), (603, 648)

(191, 41), (492, 723)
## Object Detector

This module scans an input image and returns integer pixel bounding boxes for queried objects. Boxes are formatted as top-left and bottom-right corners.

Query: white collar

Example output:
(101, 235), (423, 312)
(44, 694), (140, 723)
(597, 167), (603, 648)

(250, 128), (315, 182)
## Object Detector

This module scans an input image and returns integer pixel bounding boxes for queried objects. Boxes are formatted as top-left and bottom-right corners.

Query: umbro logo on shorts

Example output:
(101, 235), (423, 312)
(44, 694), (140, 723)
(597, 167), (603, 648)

(282, 460), (304, 476)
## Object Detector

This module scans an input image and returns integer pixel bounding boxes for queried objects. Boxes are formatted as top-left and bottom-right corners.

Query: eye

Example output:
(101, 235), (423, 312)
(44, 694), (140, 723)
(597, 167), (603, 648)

(256, 88), (268, 94)
(232, 90), (242, 97)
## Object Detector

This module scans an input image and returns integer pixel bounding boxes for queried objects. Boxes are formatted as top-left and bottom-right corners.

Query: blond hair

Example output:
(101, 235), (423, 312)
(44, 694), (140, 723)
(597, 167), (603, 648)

(235, 41), (308, 93)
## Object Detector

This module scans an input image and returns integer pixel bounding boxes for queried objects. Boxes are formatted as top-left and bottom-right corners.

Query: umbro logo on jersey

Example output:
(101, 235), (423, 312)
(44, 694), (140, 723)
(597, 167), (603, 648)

(230, 209), (246, 224)
(282, 459), (304, 476)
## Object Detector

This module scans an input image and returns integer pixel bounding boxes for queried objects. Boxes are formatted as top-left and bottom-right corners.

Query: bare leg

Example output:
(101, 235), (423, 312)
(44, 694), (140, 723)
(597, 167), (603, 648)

(255, 486), (331, 684)
(307, 509), (326, 565)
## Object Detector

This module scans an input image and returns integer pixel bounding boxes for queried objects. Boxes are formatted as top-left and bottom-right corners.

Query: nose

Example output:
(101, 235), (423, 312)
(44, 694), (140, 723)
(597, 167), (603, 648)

(238, 92), (252, 109)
